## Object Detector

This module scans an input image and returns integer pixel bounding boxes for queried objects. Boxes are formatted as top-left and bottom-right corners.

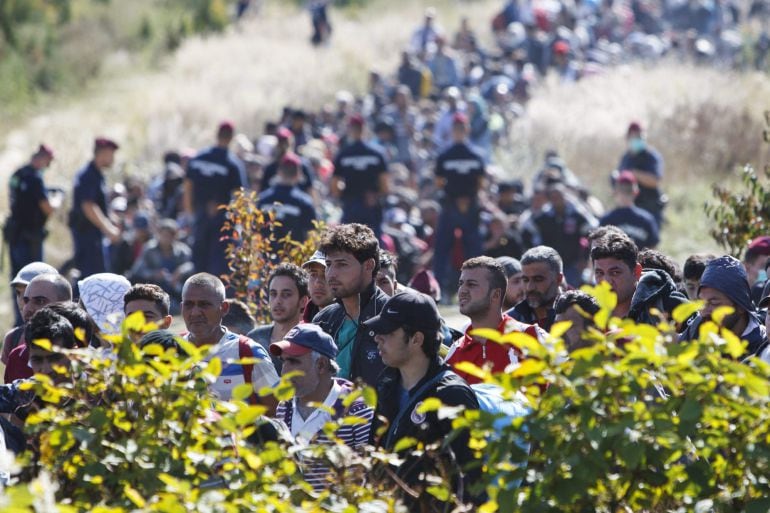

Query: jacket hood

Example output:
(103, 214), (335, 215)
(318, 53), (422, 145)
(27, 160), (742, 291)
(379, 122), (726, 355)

(699, 255), (755, 314)
(630, 268), (677, 309)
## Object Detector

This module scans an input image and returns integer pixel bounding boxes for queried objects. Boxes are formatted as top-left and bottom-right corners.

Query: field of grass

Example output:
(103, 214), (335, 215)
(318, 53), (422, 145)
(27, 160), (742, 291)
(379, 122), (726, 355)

(0, 0), (768, 327)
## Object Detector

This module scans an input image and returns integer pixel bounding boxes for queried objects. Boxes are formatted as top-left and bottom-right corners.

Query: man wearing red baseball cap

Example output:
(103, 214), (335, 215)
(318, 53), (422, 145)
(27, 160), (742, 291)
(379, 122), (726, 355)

(5, 144), (58, 303)
(184, 121), (247, 277)
(259, 127), (314, 193)
(68, 137), (121, 277)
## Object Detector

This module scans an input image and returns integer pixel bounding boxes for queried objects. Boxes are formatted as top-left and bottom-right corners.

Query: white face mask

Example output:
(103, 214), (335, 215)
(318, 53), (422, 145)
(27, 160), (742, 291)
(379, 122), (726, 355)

(758, 269), (768, 283)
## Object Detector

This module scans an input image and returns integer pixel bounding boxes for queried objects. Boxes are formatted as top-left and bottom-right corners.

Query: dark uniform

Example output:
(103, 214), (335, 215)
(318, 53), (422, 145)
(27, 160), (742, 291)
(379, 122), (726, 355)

(259, 158), (314, 193)
(6, 165), (49, 275)
(333, 140), (387, 236)
(186, 146), (246, 277)
(532, 201), (597, 285)
(617, 147), (665, 225)
(432, 141), (485, 289)
(257, 184), (317, 242)
(69, 161), (109, 277)
(600, 206), (660, 249)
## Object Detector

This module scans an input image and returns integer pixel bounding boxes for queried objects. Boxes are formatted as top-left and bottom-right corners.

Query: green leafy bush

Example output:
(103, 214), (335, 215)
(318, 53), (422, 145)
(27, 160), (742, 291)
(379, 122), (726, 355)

(461, 282), (770, 513)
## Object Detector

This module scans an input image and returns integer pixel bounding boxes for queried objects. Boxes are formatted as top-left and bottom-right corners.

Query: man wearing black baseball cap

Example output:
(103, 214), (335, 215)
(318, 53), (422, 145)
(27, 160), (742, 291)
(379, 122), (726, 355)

(269, 324), (373, 490)
(365, 290), (481, 508)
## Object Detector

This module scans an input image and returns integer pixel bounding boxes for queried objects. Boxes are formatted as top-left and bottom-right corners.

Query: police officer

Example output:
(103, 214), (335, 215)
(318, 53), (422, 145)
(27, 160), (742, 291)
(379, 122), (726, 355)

(184, 121), (247, 277)
(331, 114), (388, 237)
(257, 153), (317, 243)
(432, 112), (486, 293)
(69, 137), (121, 278)
(259, 127), (314, 193)
(6, 145), (57, 278)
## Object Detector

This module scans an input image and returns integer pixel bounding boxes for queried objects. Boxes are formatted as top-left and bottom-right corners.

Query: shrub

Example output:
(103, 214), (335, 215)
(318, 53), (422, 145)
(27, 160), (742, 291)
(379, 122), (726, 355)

(222, 188), (324, 324)
(459, 282), (770, 513)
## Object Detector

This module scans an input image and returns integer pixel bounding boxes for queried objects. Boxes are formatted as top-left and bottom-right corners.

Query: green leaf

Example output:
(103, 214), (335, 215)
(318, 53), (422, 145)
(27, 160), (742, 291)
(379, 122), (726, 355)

(235, 405), (267, 426)
(393, 437), (418, 452)
(426, 485), (450, 501)
(124, 483), (146, 508)
(231, 383), (255, 401)
(453, 361), (489, 381)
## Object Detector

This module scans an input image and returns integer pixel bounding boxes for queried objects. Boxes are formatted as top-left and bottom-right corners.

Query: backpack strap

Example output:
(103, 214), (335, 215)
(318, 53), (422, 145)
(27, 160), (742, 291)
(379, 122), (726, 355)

(238, 336), (258, 405)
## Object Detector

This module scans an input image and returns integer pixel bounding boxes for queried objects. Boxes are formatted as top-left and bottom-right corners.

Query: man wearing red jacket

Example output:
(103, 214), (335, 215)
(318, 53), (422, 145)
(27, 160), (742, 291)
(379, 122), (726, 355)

(445, 256), (544, 384)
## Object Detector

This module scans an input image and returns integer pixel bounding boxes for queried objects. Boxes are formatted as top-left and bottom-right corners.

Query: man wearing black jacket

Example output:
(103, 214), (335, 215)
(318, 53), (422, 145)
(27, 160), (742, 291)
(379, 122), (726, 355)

(365, 291), (481, 509)
(312, 224), (388, 386)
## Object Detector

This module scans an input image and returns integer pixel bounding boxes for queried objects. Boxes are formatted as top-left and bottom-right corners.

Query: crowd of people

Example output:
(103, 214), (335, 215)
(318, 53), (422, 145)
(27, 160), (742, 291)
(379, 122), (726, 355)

(2, 0), (770, 507)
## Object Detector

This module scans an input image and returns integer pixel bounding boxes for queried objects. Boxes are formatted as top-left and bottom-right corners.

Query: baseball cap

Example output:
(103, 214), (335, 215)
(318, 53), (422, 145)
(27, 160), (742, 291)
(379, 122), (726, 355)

(364, 291), (441, 335)
(10, 262), (58, 287)
(269, 324), (338, 360)
(748, 236), (770, 256)
(302, 250), (327, 269)
(94, 137), (119, 151)
(218, 120), (235, 133)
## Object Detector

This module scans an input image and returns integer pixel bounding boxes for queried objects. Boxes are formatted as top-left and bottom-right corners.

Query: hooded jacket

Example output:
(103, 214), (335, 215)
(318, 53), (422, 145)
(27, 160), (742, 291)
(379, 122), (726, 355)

(628, 268), (689, 325)
(312, 280), (388, 386)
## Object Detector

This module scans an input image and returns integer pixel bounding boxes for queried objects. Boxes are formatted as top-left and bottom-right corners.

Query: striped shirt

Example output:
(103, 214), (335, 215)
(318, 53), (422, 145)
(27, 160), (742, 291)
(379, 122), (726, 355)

(275, 378), (373, 490)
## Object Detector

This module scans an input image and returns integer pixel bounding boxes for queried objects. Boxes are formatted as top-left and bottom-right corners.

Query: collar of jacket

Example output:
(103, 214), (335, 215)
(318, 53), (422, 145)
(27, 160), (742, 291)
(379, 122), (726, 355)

(333, 279), (379, 316)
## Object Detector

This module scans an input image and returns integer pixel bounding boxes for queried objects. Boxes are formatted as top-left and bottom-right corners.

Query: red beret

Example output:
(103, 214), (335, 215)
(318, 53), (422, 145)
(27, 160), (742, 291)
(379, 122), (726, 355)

(94, 137), (119, 151)
(553, 41), (570, 54)
(616, 170), (637, 184)
(36, 144), (54, 159)
(348, 113), (365, 127)
(748, 236), (770, 256)
(281, 153), (301, 167)
(627, 121), (643, 134)
(276, 127), (293, 141)
(452, 111), (469, 125)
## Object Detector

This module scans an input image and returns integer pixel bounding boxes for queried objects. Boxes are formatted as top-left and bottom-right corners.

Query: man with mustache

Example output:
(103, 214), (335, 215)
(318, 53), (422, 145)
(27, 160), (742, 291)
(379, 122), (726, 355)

(506, 246), (564, 332)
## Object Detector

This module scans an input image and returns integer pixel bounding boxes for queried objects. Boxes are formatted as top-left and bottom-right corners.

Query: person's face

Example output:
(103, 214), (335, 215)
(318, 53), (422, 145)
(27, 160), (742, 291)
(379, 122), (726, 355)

(375, 268), (396, 297)
(325, 251), (371, 300)
(744, 257), (766, 285)
(125, 299), (172, 339)
(375, 328), (412, 368)
(29, 341), (71, 384)
(684, 278), (700, 300)
(269, 276), (307, 324)
(547, 187), (566, 210)
(22, 280), (58, 322)
(555, 306), (588, 351)
(13, 284), (26, 316)
(305, 263), (333, 308)
(458, 268), (495, 317)
(505, 272), (526, 307)
(593, 258), (639, 305)
(698, 286), (738, 323)
(182, 285), (227, 343)
(522, 262), (562, 310)
(96, 148), (116, 169)
(158, 227), (176, 247)
(280, 351), (321, 399)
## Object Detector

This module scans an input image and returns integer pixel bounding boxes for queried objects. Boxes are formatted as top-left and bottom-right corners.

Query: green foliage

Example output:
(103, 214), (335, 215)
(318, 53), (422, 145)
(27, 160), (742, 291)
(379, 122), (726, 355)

(465, 282), (770, 513)
(704, 111), (770, 257)
(3, 313), (412, 511)
(222, 189), (325, 324)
